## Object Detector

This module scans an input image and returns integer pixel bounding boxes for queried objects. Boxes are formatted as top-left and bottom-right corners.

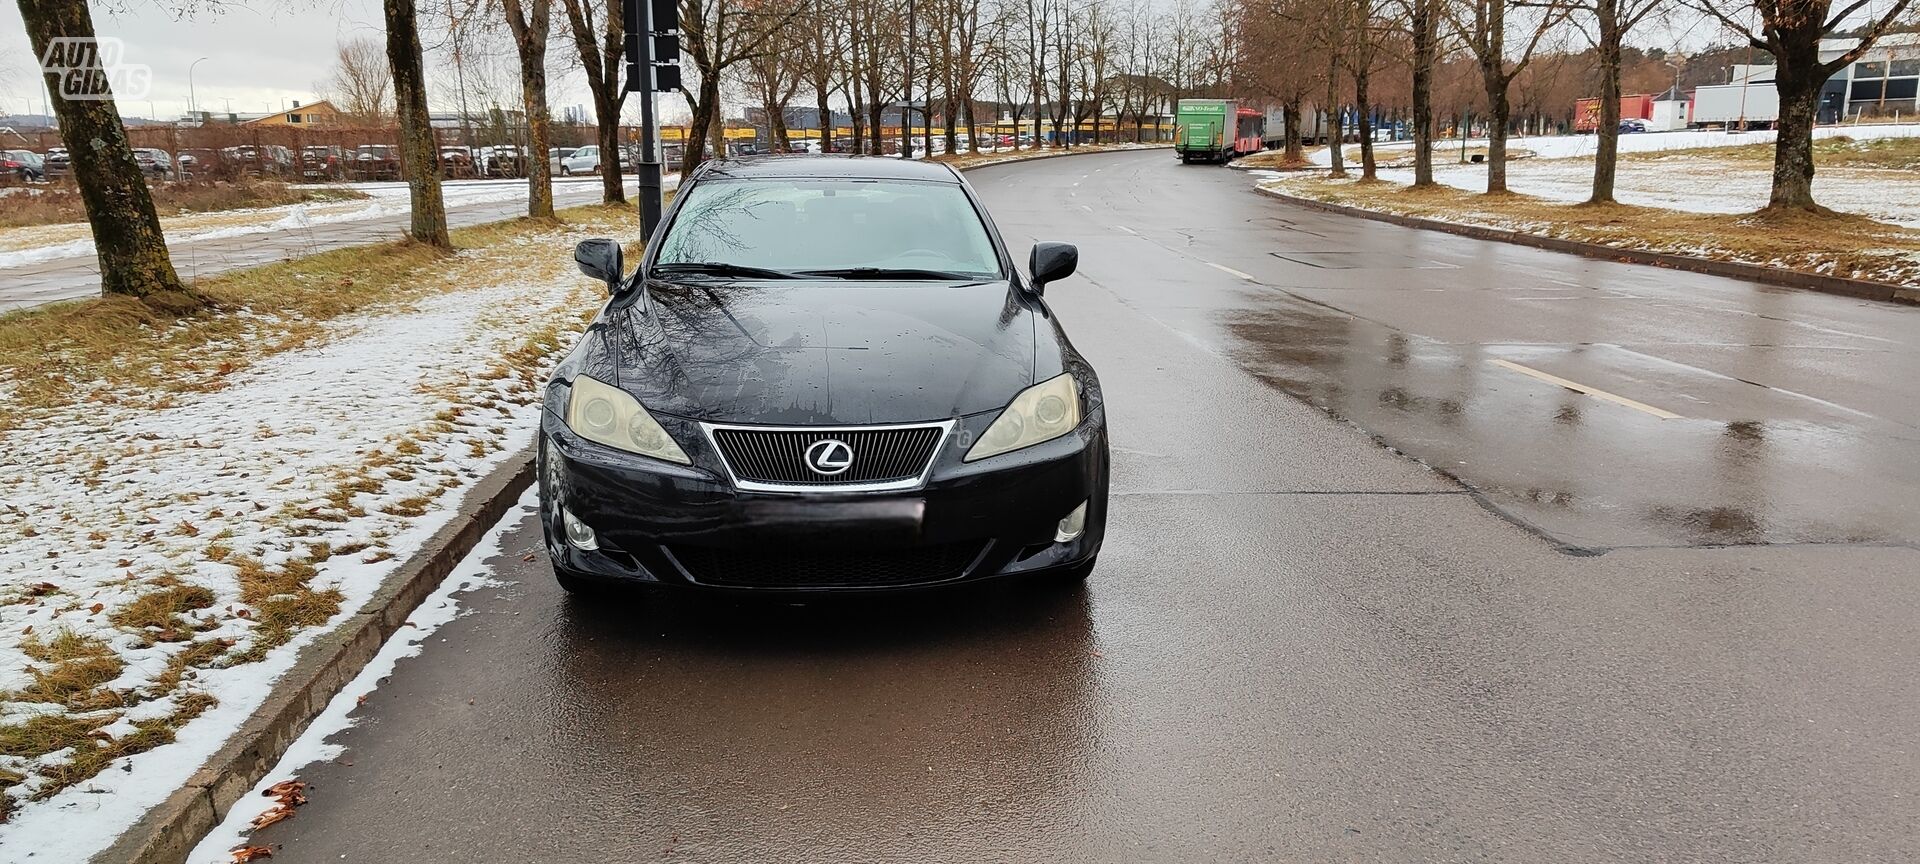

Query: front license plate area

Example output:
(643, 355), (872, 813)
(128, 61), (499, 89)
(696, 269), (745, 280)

(735, 498), (926, 543)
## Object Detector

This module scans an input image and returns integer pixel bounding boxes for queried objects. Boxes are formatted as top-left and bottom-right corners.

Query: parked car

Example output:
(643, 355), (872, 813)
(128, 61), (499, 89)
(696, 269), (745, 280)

(540, 156), (1106, 596)
(300, 145), (350, 181)
(43, 147), (70, 180)
(480, 145), (529, 179)
(1, 149), (44, 182)
(131, 148), (175, 179)
(221, 145), (295, 177)
(548, 147), (575, 174)
(1618, 119), (1647, 133)
(439, 147), (478, 179)
(174, 148), (212, 180)
(352, 144), (401, 181)
(559, 144), (600, 176)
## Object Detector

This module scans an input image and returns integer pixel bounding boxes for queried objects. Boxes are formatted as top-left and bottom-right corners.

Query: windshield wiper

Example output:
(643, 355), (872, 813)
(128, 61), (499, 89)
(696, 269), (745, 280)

(651, 261), (795, 280)
(793, 266), (979, 280)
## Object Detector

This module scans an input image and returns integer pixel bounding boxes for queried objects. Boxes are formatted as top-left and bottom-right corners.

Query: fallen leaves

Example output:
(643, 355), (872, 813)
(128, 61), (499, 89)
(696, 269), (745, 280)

(247, 779), (310, 831)
(229, 845), (273, 862)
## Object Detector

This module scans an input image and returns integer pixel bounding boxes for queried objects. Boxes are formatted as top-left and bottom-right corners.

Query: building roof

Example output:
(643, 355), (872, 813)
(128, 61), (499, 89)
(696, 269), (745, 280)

(243, 100), (339, 125)
(693, 154), (962, 182)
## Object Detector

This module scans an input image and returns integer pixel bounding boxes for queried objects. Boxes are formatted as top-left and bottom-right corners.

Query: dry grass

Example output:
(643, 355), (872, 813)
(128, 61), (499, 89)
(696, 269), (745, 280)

(0, 180), (367, 230)
(0, 204), (626, 433)
(108, 584), (216, 634)
(32, 692), (217, 800)
(13, 630), (125, 709)
(0, 712), (117, 759)
(1273, 177), (1920, 286)
(1623, 135), (1920, 170)
(227, 555), (344, 661)
(1235, 150), (1317, 170)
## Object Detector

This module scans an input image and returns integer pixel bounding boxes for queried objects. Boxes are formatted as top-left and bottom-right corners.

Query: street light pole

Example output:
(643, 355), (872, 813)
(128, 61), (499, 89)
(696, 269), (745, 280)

(188, 56), (209, 119)
(903, 0), (916, 159)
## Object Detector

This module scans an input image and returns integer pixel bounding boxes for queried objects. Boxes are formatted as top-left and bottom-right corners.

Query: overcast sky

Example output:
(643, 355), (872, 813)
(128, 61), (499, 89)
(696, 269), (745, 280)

(0, 0), (613, 121)
(0, 0), (1745, 123)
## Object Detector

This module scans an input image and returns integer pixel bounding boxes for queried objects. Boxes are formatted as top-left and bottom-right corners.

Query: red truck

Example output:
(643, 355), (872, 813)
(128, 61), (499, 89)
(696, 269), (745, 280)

(1574, 94), (1654, 133)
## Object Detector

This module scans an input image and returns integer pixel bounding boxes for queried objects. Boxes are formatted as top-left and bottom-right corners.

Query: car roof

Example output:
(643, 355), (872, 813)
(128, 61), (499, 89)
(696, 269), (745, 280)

(694, 154), (961, 183)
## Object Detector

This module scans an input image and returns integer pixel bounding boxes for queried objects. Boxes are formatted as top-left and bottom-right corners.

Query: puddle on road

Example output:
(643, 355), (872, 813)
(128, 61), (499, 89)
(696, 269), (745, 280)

(1216, 294), (1912, 550)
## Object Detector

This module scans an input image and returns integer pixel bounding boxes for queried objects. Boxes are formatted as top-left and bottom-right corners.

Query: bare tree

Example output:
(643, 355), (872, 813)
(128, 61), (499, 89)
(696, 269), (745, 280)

(1555, 0), (1668, 202)
(1694, 0), (1916, 212)
(1446, 0), (1568, 192)
(17, 0), (196, 308)
(502, 0), (555, 218)
(385, 0), (452, 247)
(327, 38), (395, 124)
(558, 0), (627, 203)
(680, 0), (808, 172)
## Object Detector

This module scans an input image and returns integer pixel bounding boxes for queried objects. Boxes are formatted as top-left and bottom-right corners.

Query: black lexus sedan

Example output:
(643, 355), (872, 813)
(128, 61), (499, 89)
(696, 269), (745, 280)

(538, 156), (1108, 594)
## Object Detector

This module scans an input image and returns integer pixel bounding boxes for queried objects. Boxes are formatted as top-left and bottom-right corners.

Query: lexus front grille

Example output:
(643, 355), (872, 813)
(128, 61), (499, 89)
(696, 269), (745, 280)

(703, 421), (954, 492)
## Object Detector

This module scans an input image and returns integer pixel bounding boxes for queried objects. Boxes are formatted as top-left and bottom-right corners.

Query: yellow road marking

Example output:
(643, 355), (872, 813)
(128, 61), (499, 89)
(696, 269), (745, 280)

(1206, 262), (1255, 281)
(1489, 358), (1682, 420)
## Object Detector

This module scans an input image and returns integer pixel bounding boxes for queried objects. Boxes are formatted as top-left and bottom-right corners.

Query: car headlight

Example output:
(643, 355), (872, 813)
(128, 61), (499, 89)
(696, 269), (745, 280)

(965, 373), (1081, 462)
(563, 375), (690, 464)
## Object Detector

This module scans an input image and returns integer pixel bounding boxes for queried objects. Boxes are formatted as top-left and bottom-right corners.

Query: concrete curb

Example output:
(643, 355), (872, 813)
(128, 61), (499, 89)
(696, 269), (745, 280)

(1253, 186), (1919, 305)
(96, 449), (536, 864)
(95, 141), (1168, 864)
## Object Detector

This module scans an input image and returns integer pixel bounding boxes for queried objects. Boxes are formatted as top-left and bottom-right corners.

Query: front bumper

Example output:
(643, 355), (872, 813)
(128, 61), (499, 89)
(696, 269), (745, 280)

(538, 406), (1108, 592)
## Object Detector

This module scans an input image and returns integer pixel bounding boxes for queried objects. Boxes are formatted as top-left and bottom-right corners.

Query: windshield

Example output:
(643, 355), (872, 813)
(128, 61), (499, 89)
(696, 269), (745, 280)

(654, 178), (1002, 279)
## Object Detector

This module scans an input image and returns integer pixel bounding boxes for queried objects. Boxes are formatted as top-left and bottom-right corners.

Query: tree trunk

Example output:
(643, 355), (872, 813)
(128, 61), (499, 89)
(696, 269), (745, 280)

(1588, 1), (1622, 205)
(1356, 69), (1375, 180)
(1768, 51), (1826, 212)
(816, 86), (834, 152)
(681, 73), (721, 175)
(1324, 50), (1345, 177)
(773, 106), (792, 152)
(384, 0), (450, 247)
(868, 100), (885, 155)
(1283, 96), (1303, 162)
(18, 0), (196, 307)
(504, 0), (554, 219)
(1484, 81), (1512, 193)
(594, 89), (624, 202)
(1410, 0), (1436, 187)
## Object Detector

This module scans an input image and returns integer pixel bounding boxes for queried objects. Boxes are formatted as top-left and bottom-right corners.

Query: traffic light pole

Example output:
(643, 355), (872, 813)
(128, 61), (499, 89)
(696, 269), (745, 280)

(634, 0), (664, 237)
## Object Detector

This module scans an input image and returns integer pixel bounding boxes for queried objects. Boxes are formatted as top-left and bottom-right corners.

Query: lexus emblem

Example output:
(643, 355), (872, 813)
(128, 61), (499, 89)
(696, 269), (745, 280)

(805, 439), (854, 476)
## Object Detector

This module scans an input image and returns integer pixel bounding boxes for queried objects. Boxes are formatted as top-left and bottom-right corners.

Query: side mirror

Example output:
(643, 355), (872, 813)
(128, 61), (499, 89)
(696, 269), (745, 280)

(574, 238), (624, 293)
(1028, 241), (1078, 293)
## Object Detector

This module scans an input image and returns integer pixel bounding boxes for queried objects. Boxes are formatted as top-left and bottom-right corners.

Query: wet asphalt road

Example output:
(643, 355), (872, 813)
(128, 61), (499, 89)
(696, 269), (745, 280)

(235, 150), (1920, 862)
(0, 178), (624, 313)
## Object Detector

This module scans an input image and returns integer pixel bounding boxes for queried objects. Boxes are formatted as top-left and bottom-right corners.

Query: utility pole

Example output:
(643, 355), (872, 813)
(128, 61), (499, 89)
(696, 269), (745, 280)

(903, 0), (917, 158)
(626, 0), (679, 237)
(448, 0), (475, 152)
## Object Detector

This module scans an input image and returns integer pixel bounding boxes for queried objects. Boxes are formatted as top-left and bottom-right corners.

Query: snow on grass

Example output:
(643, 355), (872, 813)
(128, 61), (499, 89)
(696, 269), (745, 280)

(1256, 174), (1920, 287)
(0, 177), (645, 270)
(186, 489), (533, 864)
(1297, 124), (1920, 227)
(0, 219), (604, 856)
(1308, 123), (1920, 165)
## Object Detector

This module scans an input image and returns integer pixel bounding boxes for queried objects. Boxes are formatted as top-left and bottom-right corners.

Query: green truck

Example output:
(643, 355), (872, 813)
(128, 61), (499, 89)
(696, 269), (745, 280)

(1175, 98), (1264, 165)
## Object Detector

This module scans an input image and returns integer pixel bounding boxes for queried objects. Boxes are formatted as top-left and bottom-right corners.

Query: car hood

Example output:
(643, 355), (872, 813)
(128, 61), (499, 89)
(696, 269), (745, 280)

(610, 278), (1036, 425)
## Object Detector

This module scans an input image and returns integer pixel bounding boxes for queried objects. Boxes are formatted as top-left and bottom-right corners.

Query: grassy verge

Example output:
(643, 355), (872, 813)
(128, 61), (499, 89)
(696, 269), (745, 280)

(0, 203), (628, 434)
(1267, 176), (1920, 286)
(0, 180), (368, 230)
(0, 203), (624, 815)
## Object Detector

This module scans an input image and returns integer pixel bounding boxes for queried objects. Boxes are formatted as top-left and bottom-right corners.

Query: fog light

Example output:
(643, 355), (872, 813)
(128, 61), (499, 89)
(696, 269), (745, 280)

(1055, 501), (1088, 543)
(561, 507), (598, 551)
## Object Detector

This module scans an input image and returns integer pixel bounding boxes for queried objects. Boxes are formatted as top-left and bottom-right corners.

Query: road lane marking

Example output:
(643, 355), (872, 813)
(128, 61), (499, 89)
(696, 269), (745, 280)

(1600, 344), (1878, 420)
(1114, 225), (1137, 235)
(1489, 358), (1683, 420)
(1206, 262), (1255, 280)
